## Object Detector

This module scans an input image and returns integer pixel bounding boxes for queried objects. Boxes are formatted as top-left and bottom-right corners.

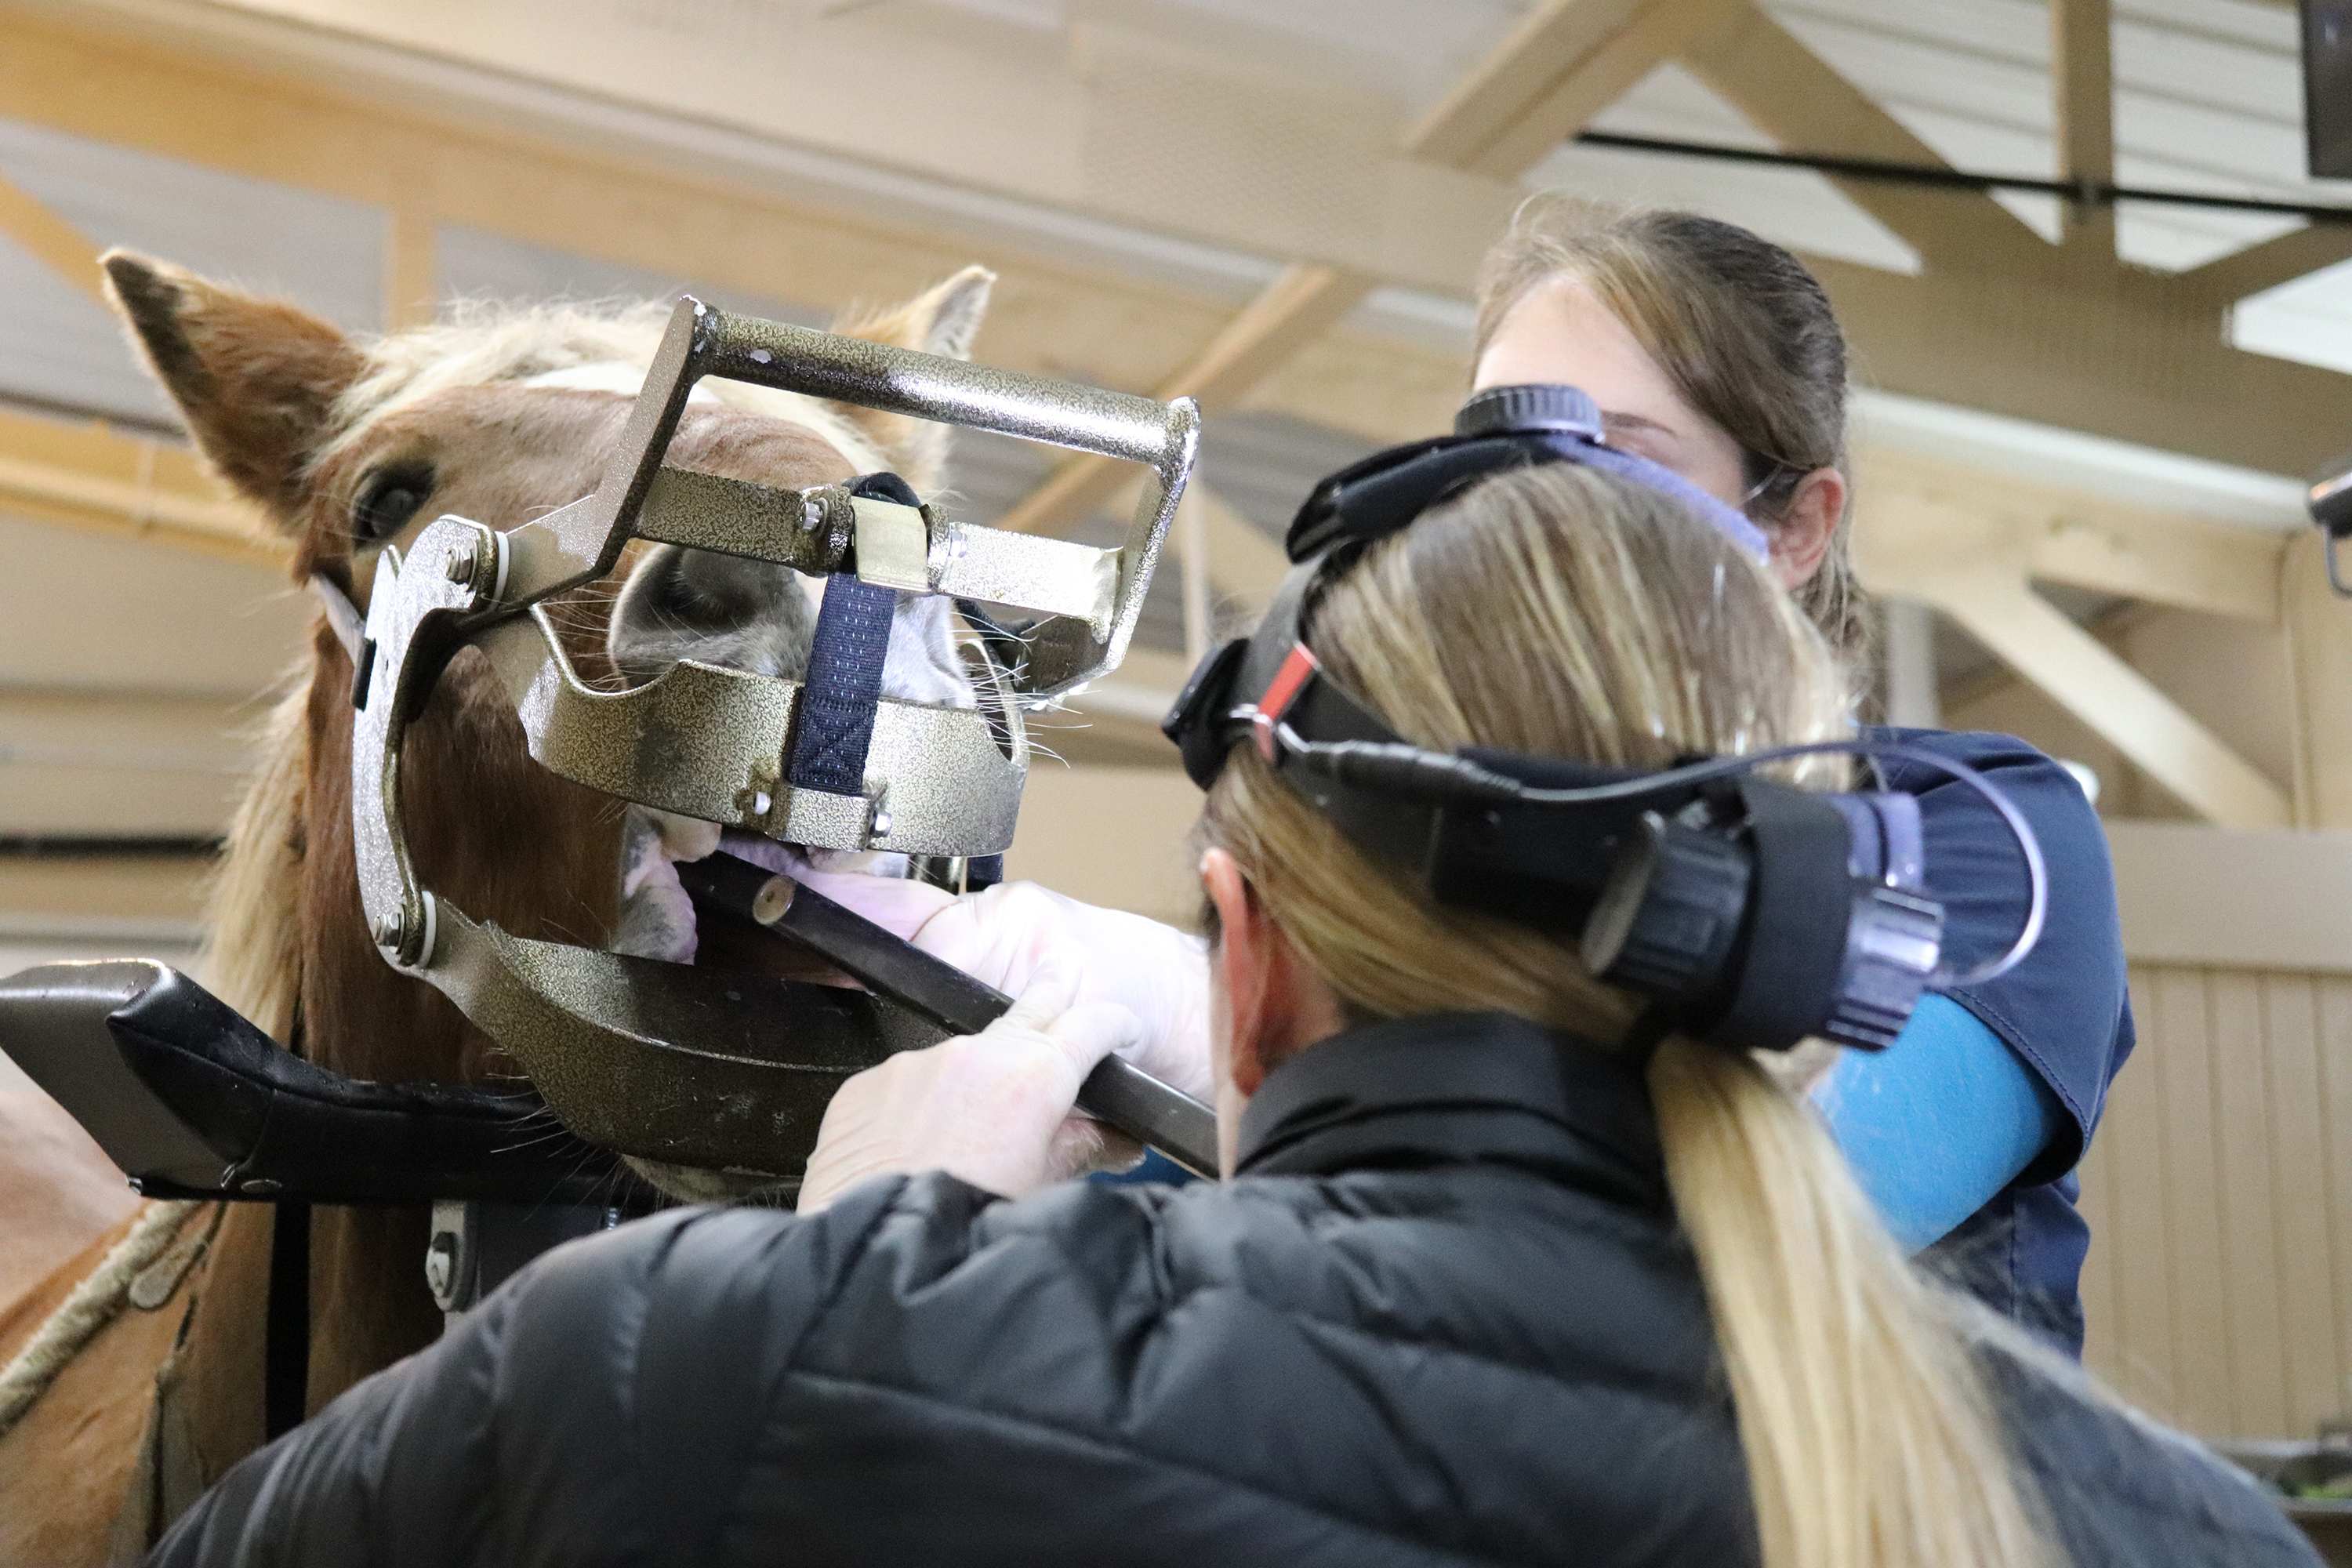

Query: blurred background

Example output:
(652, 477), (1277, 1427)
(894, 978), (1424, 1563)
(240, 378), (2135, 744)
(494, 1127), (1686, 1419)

(2, 0), (2351, 1510)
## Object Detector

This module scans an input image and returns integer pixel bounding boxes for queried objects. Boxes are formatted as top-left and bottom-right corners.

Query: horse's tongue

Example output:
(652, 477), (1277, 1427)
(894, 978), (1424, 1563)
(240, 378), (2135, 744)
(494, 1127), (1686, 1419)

(685, 832), (936, 986)
(611, 816), (928, 980)
(612, 810), (711, 963)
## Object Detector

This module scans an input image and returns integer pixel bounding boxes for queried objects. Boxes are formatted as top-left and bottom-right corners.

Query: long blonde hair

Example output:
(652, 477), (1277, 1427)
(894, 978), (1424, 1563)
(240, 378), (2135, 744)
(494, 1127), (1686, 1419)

(1203, 465), (2054, 1568)
(1475, 194), (1872, 670)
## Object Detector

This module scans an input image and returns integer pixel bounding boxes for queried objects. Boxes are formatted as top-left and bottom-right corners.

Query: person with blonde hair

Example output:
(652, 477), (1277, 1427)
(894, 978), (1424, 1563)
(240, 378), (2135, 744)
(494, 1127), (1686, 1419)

(152, 451), (2310, 1568)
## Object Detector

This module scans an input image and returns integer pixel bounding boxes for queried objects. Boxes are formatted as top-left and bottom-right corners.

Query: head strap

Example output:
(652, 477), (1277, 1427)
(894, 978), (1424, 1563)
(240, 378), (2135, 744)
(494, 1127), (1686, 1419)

(1169, 384), (1773, 794)
(1285, 384), (1772, 564)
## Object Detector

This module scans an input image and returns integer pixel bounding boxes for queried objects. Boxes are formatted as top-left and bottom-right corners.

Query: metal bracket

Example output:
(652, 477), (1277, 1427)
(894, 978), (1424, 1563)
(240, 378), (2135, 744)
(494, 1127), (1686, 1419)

(852, 496), (931, 592)
(345, 301), (1201, 1179)
(427, 1198), (620, 1323)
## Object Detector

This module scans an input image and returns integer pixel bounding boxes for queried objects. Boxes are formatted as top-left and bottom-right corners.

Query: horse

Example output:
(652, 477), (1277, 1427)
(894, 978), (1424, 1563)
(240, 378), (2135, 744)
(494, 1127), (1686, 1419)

(0, 250), (995, 1565)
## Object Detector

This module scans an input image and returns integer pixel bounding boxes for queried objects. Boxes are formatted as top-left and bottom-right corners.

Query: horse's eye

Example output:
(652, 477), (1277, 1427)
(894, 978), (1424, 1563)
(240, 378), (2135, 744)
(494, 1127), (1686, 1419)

(353, 464), (435, 543)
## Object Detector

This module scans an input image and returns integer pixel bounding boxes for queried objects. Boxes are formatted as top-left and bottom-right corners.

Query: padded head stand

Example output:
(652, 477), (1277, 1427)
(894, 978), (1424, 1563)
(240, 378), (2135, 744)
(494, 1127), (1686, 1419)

(0, 960), (652, 1209)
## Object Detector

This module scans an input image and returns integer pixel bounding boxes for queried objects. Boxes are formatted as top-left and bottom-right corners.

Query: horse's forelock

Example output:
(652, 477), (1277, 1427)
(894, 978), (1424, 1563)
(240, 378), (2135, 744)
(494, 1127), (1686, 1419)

(314, 299), (888, 481)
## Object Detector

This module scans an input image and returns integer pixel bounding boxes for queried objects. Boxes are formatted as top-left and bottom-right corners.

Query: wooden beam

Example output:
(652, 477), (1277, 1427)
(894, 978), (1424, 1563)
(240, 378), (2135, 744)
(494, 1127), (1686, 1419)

(1190, 484), (1289, 600)
(2050, 0), (2117, 260)
(996, 263), (1373, 536)
(1813, 253), (2352, 477)
(0, 853), (212, 931)
(1915, 571), (2289, 828)
(10, 4), (2348, 478)
(0, 408), (283, 568)
(1856, 446), (2291, 826)
(1403, 0), (1741, 176)
(2029, 512), (2279, 623)
(1680, 3), (2051, 276)
(2183, 223), (2352, 307)
(2105, 822), (2352, 972)
(0, 169), (104, 306)
(1000, 0), (1722, 539)
(383, 171), (438, 331)
(1167, 481), (1287, 659)
(1856, 446), (2283, 624)
(0, 16), (1288, 418)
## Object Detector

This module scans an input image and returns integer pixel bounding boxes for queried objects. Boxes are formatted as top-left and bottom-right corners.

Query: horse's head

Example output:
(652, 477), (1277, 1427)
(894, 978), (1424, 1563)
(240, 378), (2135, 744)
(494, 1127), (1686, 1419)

(104, 254), (994, 1100)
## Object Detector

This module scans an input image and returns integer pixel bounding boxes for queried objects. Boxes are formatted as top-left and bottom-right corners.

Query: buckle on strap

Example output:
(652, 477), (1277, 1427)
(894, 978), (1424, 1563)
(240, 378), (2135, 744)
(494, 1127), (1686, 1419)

(1250, 643), (1323, 762)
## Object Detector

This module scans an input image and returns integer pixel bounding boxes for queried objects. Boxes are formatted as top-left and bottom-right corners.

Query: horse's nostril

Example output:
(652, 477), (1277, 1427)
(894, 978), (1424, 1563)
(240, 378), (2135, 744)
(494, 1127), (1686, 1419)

(655, 549), (798, 628)
(610, 544), (818, 686)
(608, 544), (975, 710)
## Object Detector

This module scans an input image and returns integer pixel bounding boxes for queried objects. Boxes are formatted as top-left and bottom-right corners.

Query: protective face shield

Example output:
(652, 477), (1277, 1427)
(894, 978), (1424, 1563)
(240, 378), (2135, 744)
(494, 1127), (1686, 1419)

(330, 297), (1218, 1180)
(1164, 384), (2045, 1056)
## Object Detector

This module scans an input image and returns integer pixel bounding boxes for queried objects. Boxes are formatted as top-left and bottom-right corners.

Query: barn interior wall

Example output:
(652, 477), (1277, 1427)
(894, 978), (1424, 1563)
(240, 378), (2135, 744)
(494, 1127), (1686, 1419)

(1942, 590), (2301, 826)
(2081, 960), (2352, 1443)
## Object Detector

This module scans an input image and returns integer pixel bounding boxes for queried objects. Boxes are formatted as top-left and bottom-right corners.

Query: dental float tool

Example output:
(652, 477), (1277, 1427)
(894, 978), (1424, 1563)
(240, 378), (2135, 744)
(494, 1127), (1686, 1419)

(676, 851), (1220, 1177)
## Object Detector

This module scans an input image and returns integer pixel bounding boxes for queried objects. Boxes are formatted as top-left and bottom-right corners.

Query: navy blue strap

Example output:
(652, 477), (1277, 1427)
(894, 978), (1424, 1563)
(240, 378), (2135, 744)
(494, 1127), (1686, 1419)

(786, 474), (915, 800)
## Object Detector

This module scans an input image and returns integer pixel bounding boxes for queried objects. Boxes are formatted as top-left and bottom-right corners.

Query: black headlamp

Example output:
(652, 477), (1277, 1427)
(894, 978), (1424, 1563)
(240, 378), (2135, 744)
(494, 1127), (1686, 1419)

(1163, 385), (2045, 1055)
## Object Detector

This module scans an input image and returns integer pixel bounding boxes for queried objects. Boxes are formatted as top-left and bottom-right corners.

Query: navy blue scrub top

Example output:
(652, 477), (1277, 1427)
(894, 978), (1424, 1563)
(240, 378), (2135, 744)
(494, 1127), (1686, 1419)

(1867, 724), (2133, 1355)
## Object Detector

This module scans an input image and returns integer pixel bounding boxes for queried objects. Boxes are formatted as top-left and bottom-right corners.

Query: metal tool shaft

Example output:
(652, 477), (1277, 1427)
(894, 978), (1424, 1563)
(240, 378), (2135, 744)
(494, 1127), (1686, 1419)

(678, 851), (1218, 1176)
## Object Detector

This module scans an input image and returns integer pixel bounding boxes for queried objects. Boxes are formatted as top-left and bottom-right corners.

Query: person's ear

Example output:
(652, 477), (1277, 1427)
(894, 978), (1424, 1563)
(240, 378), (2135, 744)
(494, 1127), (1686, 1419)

(1768, 466), (1846, 590)
(1202, 848), (1273, 1097)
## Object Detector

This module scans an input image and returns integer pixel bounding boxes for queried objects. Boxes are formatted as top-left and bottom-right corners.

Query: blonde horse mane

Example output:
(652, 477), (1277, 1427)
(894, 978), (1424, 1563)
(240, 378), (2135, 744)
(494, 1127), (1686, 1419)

(320, 297), (884, 473)
(194, 669), (309, 1045)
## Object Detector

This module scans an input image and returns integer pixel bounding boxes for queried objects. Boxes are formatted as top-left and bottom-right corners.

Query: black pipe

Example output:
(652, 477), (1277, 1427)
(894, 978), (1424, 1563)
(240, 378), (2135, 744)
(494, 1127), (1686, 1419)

(0, 834), (223, 859)
(1573, 131), (2352, 224)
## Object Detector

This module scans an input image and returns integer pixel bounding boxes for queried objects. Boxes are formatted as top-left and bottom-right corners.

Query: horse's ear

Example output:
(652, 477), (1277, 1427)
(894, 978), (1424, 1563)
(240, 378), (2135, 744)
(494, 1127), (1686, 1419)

(102, 249), (367, 531)
(826, 265), (994, 493)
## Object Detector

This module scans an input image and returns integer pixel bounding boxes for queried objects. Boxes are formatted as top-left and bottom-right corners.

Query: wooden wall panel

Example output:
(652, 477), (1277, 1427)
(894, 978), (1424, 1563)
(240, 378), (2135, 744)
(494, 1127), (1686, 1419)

(2154, 967), (2238, 1431)
(2082, 964), (2352, 1440)
(2086, 971), (2179, 1409)
(2268, 979), (2344, 1433)
(2324, 979), (2352, 1421)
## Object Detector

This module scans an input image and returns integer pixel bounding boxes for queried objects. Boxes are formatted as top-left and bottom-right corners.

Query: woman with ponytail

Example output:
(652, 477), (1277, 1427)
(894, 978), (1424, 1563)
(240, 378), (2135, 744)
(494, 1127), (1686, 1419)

(153, 461), (2310, 1568)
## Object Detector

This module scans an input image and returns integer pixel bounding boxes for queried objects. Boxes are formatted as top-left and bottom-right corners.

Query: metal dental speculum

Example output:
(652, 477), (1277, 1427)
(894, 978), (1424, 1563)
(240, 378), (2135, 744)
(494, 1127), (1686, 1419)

(347, 297), (1207, 1181)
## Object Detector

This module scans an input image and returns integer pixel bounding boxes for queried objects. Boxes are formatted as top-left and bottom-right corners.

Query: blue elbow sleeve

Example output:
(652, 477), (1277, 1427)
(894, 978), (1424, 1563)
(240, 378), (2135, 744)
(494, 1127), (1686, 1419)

(1813, 996), (2063, 1252)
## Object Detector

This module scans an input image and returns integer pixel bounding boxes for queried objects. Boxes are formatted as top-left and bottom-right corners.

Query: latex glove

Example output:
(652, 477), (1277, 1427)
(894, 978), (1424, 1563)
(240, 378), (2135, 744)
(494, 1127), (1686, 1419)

(791, 870), (1214, 1103)
(798, 958), (1139, 1212)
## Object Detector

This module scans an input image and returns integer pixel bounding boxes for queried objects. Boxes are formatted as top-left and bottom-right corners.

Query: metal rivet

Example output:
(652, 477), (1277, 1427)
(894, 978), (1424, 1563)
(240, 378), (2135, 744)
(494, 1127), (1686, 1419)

(750, 878), (794, 925)
(374, 909), (405, 948)
(444, 543), (477, 585)
(871, 808), (894, 839)
(424, 1232), (458, 1299)
(752, 789), (772, 816)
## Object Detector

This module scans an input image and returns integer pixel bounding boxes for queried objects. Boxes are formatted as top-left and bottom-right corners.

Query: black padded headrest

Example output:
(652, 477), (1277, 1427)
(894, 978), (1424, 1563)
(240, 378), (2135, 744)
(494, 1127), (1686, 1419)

(0, 960), (641, 1207)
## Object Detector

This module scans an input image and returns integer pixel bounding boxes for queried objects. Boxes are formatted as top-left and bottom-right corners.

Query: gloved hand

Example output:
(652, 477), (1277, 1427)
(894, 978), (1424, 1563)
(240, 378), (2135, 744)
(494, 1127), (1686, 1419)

(791, 869), (1215, 1102)
(797, 957), (1141, 1212)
